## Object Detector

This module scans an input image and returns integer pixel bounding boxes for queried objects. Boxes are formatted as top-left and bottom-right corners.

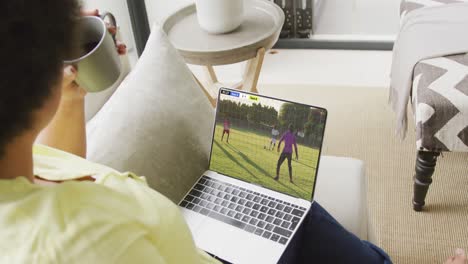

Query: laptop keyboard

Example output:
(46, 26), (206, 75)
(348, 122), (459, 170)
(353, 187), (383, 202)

(180, 176), (307, 245)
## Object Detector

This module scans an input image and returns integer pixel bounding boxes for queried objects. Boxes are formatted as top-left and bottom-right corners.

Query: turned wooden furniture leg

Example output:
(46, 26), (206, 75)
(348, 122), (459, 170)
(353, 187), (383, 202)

(194, 48), (266, 107)
(242, 48), (266, 93)
(413, 151), (440, 212)
(193, 74), (217, 108)
(204, 65), (218, 86)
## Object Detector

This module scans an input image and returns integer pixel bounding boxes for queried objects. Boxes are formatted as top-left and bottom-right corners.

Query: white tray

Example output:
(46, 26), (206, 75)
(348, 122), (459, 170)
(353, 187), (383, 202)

(162, 0), (284, 66)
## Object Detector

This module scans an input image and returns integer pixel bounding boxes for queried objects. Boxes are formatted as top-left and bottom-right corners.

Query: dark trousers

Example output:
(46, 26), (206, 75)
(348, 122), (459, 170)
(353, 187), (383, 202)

(277, 152), (292, 177)
(216, 203), (391, 264)
(278, 202), (391, 264)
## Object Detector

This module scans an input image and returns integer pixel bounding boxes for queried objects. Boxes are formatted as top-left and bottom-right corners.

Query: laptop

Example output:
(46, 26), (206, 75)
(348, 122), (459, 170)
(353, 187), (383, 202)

(179, 88), (327, 263)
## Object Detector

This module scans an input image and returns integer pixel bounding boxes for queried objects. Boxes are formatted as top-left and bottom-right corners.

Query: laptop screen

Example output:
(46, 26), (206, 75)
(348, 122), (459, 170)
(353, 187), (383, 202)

(208, 88), (327, 201)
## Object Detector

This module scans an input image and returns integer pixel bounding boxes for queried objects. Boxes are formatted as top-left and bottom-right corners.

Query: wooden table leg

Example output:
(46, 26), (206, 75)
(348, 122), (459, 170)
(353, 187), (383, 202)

(242, 48), (266, 93)
(193, 48), (266, 107)
(193, 73), (217, 108)
(204, 65), (218, 86)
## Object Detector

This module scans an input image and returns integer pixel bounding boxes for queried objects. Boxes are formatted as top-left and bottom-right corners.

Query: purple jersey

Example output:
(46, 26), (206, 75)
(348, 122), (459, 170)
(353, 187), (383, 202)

(279, 131), (297, 154)
(223, 119), (230, 130)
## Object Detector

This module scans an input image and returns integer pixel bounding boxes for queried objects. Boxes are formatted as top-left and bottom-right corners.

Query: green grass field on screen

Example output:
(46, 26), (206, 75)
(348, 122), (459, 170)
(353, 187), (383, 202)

(210, 124), (320, 200)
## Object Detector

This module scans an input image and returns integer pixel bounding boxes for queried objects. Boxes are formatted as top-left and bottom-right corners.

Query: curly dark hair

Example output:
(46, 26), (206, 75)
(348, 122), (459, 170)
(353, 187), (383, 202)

(0, 0), (79, 156)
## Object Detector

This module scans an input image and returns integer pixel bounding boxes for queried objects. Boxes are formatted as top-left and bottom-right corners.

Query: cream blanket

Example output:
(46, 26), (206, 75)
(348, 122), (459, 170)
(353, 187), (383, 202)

(390, 3), (468, 138)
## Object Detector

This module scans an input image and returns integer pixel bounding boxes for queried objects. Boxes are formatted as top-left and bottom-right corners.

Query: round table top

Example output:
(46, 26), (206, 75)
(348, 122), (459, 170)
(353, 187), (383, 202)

(162, 0), (284, 66)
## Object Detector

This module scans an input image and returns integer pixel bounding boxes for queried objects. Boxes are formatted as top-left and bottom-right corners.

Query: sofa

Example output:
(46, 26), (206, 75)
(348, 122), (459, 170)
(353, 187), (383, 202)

(83, 25), (369, 240)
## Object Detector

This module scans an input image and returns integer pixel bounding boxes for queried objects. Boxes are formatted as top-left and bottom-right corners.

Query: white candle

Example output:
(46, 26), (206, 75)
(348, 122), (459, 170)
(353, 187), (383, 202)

(196, 0), (245, 34)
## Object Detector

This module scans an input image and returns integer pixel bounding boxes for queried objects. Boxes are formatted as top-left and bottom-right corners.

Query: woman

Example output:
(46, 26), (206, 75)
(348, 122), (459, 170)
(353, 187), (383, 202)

(0, 1), (464, 263)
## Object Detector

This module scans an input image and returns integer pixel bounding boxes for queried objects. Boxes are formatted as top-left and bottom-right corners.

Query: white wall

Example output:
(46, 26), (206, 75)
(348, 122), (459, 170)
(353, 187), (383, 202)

(314, 0), (400, 35)
(145, 0), (194, 26)
(353, 0), (401, 35)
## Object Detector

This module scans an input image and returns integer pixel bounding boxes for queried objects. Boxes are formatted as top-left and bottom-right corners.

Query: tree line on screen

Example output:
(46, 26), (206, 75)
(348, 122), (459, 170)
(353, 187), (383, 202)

(218, 100), (325, 148)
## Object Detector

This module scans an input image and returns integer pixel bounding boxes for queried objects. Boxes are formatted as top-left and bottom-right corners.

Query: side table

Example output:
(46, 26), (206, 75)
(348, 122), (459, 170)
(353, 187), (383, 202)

(162, 0), (284, 107)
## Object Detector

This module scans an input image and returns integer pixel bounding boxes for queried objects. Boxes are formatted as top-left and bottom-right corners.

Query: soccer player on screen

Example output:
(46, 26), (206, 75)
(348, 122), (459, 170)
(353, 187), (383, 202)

(274, 124), (299, 183)
(221, 118), (230, 143)
(269, 125), (280, 150)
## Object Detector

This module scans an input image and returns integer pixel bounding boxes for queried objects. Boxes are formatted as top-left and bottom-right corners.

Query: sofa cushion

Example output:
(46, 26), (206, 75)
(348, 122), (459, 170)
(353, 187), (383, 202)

(86, 25), (214, 202)
(314, 156), (368, 240)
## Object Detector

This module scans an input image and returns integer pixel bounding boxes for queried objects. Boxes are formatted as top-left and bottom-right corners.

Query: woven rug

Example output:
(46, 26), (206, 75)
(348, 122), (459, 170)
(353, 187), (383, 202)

(258, 84), (468, 264)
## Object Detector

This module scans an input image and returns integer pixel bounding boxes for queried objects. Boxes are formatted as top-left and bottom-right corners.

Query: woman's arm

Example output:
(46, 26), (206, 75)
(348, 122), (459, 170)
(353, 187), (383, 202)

(36, 10), (126, 158)
(36, 66), (87, 157)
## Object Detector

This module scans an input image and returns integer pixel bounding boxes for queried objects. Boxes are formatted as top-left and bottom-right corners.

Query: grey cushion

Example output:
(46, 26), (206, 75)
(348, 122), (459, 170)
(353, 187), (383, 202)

(86, 25), (214, 202)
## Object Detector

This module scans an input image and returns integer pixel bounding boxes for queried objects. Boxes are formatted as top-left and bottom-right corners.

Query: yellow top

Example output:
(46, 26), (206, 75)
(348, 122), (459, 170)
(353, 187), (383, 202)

(0, 144), (219, 264)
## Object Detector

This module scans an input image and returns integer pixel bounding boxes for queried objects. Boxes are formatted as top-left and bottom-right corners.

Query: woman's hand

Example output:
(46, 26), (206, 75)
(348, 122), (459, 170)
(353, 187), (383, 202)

(61, 65), (86, 102)
(444, 249), (467, 264)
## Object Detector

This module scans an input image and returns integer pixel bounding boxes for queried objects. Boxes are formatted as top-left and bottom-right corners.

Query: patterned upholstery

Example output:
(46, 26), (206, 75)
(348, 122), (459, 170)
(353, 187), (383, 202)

(401, 0), (468, 152)
(412, 54), (468, 152)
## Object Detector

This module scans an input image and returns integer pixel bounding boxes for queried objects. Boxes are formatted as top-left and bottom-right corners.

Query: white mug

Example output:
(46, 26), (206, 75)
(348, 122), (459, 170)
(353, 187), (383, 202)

(64, 13), (121, 93)
(195, 0), (244, 34)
